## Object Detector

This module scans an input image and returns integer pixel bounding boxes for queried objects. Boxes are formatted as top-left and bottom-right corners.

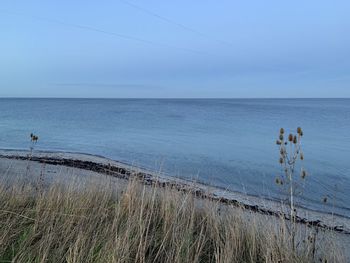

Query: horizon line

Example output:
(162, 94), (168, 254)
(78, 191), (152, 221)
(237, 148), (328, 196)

(0, 97), (349, 100)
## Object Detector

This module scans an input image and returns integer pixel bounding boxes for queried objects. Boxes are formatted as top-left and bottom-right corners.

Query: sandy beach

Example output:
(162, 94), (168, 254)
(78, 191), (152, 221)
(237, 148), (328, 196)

(1, 149), (350, 261)
(1, 149), (349, 233)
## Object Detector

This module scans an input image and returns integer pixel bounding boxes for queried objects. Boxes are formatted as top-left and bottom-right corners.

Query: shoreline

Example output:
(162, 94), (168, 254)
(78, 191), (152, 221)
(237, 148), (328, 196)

(0, 148), (349, 235)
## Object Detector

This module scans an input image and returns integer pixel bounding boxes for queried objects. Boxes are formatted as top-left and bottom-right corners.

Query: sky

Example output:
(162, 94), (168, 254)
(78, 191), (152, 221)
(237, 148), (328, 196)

(0, 0), (349, 98)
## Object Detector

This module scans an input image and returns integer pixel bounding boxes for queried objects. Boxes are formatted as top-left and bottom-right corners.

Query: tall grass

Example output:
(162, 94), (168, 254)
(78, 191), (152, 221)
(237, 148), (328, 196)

(0, 175), (344, 262)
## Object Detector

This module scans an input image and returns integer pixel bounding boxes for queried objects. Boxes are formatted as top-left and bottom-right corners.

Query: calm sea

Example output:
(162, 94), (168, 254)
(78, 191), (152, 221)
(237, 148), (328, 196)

(0, 98), (349, 216)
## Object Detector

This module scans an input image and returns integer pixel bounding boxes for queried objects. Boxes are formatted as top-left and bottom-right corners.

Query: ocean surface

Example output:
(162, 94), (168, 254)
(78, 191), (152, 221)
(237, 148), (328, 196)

(0, 98), (349, 217)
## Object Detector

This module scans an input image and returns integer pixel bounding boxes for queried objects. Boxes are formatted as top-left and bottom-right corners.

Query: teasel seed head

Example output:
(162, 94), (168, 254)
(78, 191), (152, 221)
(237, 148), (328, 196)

(288, 134), (293, 142)
(297, 127), (302, 135)
(30, 134), (39, 142)
(279, 157), (284, 164)
(275, 178), (280, 185)
(301, 169), (307, 179)
(293, 135), (297, 144)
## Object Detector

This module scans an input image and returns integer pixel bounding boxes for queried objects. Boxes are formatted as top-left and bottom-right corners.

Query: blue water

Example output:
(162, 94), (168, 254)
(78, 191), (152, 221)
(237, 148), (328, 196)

(0, 98), (349, 216)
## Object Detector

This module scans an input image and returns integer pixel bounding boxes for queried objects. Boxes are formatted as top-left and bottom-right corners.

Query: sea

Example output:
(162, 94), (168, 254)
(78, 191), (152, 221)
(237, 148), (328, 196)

(0, 98), (349, 217)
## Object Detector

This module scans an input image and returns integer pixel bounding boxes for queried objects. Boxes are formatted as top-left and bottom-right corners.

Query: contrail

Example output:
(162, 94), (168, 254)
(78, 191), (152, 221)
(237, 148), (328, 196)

(119, 0), (234, 47)
(0, 9), (208, 55)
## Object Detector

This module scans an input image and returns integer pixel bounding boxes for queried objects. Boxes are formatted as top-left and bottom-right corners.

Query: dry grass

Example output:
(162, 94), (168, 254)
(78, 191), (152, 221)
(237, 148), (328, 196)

(0, 176), (345, 263)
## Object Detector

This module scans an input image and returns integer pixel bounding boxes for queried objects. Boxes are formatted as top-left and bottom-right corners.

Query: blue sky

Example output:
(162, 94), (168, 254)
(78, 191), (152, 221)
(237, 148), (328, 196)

(0, 0), (349, 98)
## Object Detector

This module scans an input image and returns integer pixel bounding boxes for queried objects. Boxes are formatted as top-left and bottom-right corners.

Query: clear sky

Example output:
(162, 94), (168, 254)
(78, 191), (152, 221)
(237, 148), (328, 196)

(1, 0), (349, 98)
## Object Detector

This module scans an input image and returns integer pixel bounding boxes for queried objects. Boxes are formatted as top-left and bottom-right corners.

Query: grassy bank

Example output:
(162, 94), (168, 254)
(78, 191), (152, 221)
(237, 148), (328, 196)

(0, 173), (345, 263)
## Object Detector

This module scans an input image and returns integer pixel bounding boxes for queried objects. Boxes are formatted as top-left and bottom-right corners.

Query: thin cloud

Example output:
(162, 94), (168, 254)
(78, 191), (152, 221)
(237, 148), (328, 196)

(53, 83), (165, 90)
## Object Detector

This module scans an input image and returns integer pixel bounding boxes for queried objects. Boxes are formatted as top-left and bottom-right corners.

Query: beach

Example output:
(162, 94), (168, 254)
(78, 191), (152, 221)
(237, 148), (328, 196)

(1, 149), (349, 232)
(1, 149), (350, 261)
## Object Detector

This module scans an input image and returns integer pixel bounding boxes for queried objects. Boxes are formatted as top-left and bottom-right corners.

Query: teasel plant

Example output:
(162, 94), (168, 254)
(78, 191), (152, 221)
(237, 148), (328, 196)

(26, 133), (39, 177)
(276, 127), (305, 251)
(29, 133), (46, 192)
(29, 133), (39, 157)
